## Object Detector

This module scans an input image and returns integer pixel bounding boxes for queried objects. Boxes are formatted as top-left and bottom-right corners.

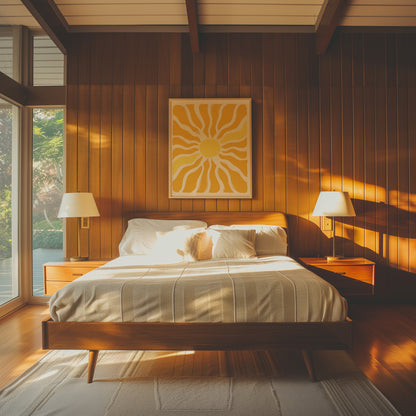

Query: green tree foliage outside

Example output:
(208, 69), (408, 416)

(32, 108), (64, 251)
(0, 107), (64, 259)
(0, 105), (12, 259)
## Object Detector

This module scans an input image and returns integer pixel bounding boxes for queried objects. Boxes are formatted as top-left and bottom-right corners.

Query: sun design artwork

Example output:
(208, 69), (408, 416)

(169, 99), (252, 198)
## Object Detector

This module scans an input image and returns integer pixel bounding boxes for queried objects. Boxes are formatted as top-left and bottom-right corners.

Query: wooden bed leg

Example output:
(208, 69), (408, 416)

(302, 349), (317, 382)
(88, 350), (99, 383)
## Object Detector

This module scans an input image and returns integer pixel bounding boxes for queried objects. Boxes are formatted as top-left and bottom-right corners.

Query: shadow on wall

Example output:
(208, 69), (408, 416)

(287, 199), (416, 303)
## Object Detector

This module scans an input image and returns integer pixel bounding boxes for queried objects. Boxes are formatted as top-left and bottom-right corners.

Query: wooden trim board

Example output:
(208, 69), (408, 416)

(123, 211), (288, 229)
(42, 317), (353, 382)
(42, 319), (352, 352)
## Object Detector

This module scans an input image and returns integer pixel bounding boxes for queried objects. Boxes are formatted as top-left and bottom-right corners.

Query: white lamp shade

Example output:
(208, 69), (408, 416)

(58, 192), (100, 218)
(312, 191), (356, 217)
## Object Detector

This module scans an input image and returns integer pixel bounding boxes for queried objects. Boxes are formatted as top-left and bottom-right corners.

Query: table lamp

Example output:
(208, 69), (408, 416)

(312, 191), (356, 261)
(58, 192), (100, 261)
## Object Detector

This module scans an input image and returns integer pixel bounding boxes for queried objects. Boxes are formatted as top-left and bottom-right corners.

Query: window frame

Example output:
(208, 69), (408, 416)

(0, 26), (66, 317)
(30, 106), (65, 301)
(0, 99), (24, 316)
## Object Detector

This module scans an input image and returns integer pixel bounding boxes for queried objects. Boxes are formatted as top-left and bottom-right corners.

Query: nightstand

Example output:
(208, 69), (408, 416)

(299, 257), (375, 297)
(43, 260), (108, 296)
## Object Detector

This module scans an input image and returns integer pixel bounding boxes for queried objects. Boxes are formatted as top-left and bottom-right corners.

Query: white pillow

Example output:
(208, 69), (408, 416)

(119, 218), (207, 256)
(230, 224), (287, 256)
(208, 229), (256, 259)
(208, 224), (230, 230)
(153, 228), (206, 262)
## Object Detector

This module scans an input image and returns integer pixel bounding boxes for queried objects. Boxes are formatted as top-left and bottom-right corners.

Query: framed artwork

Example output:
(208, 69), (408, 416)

(169, 98), (252, 199)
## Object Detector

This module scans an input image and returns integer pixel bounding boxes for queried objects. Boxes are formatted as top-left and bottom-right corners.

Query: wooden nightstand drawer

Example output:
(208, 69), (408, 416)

(299, 257), (375, 297)
(314, 265), (374, 285)
(45, 281), (70, 296)
(44, 261), (108, 296)
(44, 266), (97, 282)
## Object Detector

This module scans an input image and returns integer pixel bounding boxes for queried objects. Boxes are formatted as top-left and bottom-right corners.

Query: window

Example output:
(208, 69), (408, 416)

(32, 108), (64, 296)
(0, 28), (15, 80)
(0, 26), (65, 309)
(0, 98), (19, 306)
(33, 36), (64, 86)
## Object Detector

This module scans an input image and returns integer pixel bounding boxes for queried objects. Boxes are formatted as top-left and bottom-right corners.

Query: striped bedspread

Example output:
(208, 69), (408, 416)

(49, 255), (347, 323)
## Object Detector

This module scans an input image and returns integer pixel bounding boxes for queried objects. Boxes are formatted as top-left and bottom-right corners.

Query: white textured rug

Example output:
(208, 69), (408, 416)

(0, 349), (400, 416)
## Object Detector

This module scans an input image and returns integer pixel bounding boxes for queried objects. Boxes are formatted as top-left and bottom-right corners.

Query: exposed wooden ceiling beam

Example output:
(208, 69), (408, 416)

(0, 71), (65, 106)
(26, 86), (65, 107)
(20, 0), (69, 55)
(315, 0), (349, 55)
(0, 72), (26, 106)
(185, 0), (200, 53)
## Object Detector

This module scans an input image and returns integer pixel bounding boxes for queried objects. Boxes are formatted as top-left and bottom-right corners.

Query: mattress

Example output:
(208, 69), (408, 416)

(49, 255), (348, 323)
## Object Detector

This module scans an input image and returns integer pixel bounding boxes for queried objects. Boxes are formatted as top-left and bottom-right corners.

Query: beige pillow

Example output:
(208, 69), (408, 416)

(180, 230), (209, 261)
(230, 224), (287, 256)
(208, 229), (256, 259)
(195, 232), (213, 260)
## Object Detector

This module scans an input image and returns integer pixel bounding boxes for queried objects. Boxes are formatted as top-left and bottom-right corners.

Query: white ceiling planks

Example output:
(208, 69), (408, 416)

(52, 0), (324, 27)
(0, 0), (40, 27)
(341, 0), (416, 26)
(33, 36), (64, 86)
(0, 0), (415, 33)
(196, 0), (323, 26)
(0, 36), (13, 78)
(54, 0), (188, 26)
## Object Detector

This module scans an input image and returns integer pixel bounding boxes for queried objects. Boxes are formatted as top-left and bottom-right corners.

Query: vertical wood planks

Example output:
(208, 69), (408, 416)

(191, 38), (206, 212)
(274, 35), (287, 215)
(77, 38), (91, 257)
(111, 34), (124, 258)
(64, 32), (416, 289)
(386, 34), (398, 269)
(168, 34), (182, 212)
(180, 34), (194, 212)
(99, 34), (113, 259)
(65, 38), (79, 258)
(228, 35), (241, 213)
(122, 35), (136, 217)
(374, 35), (387, 263)
(408, 35), (416, 273)
(340, 33), (354, 258)
(145, 35), (159, 213)
(216, 33), (229, 213)
(134, 35), (147, 212)
(204, 34), (217, 212)
(352, 33), (365, 258)
(251, 34), (263, 212)
(89, 34), (102, 259)
(262, 34), (275, 212)
(363, 34), (377, 262)
(158, 34), (170, 212)
(397, 34), (410, 273)
(239, 34), (253, 213)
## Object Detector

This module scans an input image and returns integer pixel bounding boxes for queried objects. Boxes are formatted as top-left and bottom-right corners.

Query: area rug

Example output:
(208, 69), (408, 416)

(0, 349), (400, 416)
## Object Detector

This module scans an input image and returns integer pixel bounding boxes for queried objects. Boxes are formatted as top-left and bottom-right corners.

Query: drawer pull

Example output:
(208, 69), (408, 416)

(72, 273), (83, 277)
(339, 272), (347, 275)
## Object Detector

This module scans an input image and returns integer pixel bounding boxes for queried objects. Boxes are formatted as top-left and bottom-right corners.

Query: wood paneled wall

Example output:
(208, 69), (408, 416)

(66, 32), (416, 299)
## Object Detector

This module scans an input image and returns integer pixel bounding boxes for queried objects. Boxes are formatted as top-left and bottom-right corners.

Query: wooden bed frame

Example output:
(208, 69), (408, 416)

(42, 211), (352, 383)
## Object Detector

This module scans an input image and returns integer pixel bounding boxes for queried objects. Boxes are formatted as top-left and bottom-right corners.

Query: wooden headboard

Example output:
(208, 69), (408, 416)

(123, 211), (288, 229)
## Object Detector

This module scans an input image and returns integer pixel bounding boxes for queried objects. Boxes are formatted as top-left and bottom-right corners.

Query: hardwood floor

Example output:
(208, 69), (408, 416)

(349, 304), (416, 416)
(0, 305), (50, 390)
(1, 304), (416, 415)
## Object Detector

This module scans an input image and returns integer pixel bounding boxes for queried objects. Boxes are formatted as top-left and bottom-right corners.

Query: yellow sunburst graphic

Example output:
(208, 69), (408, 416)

(169, 99), (252, 198)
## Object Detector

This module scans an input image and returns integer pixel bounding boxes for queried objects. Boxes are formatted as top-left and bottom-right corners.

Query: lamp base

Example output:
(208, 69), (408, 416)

(69, 256), (89, 262)
(326, 256), (344, 262)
